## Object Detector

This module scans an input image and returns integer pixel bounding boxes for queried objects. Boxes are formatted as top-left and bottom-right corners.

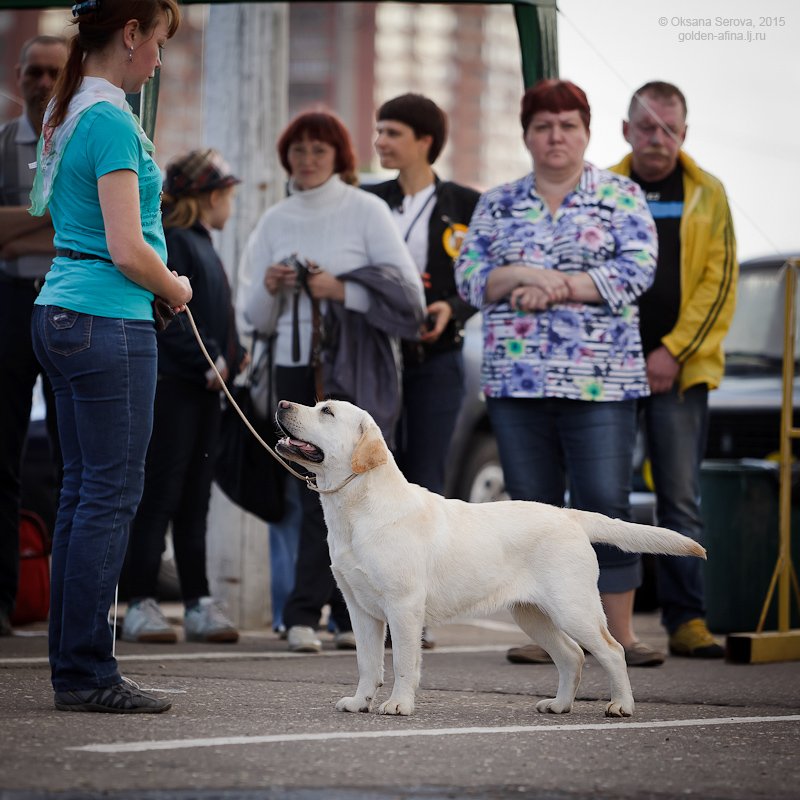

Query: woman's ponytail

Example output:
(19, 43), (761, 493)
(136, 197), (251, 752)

(48, 36), (85, 130)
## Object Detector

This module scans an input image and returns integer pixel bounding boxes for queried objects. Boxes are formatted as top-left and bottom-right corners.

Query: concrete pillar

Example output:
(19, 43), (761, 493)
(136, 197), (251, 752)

(201, 2), (289, 629)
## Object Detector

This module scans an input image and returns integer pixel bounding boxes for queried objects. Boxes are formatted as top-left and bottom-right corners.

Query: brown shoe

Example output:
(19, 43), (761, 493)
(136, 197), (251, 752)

(506, 643), (553, 664)
(624, 641), (665, 667)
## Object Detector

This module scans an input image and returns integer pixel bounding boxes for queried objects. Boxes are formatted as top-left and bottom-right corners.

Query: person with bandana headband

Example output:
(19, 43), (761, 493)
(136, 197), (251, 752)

(121, 149), (247, 647)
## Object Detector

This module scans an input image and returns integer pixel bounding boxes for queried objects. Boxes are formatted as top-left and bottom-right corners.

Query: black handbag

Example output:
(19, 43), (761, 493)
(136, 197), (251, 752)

(214, 334), (286, 522)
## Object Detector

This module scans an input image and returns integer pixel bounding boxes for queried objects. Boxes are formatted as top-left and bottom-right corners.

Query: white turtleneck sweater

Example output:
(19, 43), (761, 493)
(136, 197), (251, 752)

(239, 175), (422, 367)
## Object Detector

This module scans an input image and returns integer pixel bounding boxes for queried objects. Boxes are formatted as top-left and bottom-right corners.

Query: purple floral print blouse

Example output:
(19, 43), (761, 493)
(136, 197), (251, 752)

(455, 162), (657, 402)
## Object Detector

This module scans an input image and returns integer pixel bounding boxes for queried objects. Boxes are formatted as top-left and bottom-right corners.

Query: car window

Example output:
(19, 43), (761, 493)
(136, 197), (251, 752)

(725, 264), (800, 375)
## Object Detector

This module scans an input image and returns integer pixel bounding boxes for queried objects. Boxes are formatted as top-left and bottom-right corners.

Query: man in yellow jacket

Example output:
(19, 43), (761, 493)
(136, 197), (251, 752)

(610, 81), (737, 659)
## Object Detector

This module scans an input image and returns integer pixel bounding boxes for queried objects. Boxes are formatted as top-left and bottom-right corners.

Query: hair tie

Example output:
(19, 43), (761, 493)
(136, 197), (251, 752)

(72, 0), (100, 17)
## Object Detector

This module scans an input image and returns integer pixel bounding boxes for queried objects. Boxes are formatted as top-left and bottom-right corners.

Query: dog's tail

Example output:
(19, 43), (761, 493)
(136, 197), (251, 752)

(567, 509), (706, 559)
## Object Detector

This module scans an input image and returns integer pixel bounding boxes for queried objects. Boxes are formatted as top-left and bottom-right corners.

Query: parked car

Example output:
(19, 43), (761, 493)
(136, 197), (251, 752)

(444, 253), (800, 511)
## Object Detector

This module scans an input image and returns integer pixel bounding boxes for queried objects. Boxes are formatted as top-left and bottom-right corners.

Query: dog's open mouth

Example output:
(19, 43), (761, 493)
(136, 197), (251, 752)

(276, 436), (324, 463)
(275, 419), (324, 463)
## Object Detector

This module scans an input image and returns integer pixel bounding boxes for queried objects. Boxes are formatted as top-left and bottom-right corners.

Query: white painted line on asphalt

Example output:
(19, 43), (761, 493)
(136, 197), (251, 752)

(70, 715), (800, 754)
(0, 644), (511, 666)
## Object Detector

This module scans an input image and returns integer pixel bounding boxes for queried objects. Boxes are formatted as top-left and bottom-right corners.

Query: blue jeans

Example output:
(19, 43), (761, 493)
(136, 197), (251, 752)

(487, 396), (641, 593)
(268, 477), (301, 630)
(31, 306), (156, 691)
(395, 349), (465, 495)
(640, 384), (709, 633)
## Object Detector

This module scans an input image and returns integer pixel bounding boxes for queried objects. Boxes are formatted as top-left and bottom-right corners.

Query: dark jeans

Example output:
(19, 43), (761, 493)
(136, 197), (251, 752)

(121, 376), (221, 604)
(32, 306), (157, 691)
(487, 396), (641, 593)
(640, 384), (709, 633)
(277, 366), (351, 632)
(395, 349), (465, 495)
(268, 477), (301, 630)
(0, 280), (59, 616)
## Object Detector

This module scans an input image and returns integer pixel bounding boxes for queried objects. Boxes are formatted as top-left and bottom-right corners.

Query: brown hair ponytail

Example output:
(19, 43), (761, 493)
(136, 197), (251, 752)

(49, 36), (87, 129)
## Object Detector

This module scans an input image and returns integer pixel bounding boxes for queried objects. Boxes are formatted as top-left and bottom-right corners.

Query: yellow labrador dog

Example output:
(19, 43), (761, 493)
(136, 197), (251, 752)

(275, 399), (705, 719)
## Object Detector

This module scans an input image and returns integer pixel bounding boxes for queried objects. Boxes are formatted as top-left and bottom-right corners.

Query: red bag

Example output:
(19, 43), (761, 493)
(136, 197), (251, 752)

(11, 510), (51, 626)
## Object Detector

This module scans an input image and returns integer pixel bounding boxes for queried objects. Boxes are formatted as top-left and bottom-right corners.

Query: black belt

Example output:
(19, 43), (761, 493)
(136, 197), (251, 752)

(56, 248), (112, 263)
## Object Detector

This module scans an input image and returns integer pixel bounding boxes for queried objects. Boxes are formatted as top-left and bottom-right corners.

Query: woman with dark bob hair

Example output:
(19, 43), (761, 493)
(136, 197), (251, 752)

(455, 79), (662, 667)
(240, 110), (425, 653)
(29, 0), (191, 713)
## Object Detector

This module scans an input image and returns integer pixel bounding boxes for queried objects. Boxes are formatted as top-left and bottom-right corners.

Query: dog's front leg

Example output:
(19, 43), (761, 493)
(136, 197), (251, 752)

(333, 574), (385, 713)
(380, 605), (424, 716)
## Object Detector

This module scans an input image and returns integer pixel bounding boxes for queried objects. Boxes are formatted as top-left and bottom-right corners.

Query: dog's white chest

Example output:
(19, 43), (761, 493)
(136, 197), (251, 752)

(330, 552), (387, 621)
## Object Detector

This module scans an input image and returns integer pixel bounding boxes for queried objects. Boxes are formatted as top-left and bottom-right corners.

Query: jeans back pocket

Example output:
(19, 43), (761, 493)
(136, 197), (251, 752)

(45, 307), (92, 356)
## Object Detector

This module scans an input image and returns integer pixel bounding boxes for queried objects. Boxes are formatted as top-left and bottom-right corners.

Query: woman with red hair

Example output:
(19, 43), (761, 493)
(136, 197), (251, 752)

(455, 80), (662, 667)
(240, 110), (425, 653)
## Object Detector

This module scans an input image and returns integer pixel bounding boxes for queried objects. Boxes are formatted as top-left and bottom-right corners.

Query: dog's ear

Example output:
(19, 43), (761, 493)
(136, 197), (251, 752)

(351, 425), (388, 474)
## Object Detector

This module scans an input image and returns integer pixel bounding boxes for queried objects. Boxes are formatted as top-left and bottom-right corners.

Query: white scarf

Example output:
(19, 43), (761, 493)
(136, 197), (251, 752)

(29, 76), (154, 216)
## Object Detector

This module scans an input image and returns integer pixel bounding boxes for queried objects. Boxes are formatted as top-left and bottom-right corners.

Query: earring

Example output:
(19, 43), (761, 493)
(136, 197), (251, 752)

(128, 47), (133, 62)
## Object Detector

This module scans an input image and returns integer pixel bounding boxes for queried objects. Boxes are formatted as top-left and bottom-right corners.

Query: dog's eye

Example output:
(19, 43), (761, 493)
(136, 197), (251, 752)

(321, 406), (334, 417)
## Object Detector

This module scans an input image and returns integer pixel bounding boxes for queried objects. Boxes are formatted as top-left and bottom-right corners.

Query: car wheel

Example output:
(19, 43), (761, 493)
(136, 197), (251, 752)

(457, 432), (509, 503)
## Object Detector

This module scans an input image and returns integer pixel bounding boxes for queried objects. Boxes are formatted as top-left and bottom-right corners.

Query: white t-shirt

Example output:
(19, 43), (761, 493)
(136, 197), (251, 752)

(391, 183), (436, 275)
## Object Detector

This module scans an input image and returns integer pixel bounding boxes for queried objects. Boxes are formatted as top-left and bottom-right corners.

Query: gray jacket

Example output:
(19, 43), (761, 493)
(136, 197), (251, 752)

(321, 264), (425, 447)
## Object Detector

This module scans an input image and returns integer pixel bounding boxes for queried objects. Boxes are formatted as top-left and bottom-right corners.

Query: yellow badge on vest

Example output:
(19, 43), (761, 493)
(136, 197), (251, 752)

(442, 222), (469, 259)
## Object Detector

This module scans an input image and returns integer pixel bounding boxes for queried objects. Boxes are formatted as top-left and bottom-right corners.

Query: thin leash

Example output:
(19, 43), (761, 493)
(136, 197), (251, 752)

(111, 304), (357, 645)
(183, 305), (359, 495)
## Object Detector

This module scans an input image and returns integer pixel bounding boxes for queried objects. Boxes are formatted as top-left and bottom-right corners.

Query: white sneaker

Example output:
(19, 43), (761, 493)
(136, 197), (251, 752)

(121, 598), (177, 643)
(334, 630), (357, 650)
(184, 597), (239, 643)
(287, 625), (322, 653)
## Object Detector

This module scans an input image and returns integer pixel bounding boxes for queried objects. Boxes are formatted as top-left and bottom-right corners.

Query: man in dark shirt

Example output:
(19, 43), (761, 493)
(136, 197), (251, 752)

(611, 81), (738, 658)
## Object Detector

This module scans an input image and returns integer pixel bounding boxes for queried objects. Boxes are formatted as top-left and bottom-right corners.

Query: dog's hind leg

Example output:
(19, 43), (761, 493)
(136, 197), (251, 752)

(563, 620), (634, 718)
(510, 603), (584, 714)
(333, 575), (386, 713)
(548, 597), (634, 718)
(379, 603), (425, 716)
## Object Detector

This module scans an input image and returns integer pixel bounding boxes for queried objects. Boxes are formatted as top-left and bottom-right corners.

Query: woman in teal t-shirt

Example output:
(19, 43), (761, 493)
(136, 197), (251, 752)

(29, 0), (191, 715)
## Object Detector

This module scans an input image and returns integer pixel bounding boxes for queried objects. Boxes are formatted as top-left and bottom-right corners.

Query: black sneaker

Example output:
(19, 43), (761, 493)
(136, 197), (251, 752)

(0, 608), (12, 637)
(54, 681), (172, 714)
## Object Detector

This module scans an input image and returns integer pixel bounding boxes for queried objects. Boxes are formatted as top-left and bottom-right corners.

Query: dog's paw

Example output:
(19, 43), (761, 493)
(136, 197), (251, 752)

(605, 700), (634, 718)
(336, 696), (371, 713)
(378, 697), (414, 716)
(536, 698), (572, 714)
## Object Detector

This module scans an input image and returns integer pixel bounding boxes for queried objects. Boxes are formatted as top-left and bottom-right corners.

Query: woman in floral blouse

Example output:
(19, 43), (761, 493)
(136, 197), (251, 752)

(455, 79), (662, 667)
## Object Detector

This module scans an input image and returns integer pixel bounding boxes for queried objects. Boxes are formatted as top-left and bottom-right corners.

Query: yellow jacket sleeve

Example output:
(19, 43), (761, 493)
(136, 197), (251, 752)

(609, 151), (738, 391)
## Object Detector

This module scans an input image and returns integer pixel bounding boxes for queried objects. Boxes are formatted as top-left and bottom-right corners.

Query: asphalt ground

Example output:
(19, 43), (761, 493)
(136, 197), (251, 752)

(1, 609), (799, 800)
